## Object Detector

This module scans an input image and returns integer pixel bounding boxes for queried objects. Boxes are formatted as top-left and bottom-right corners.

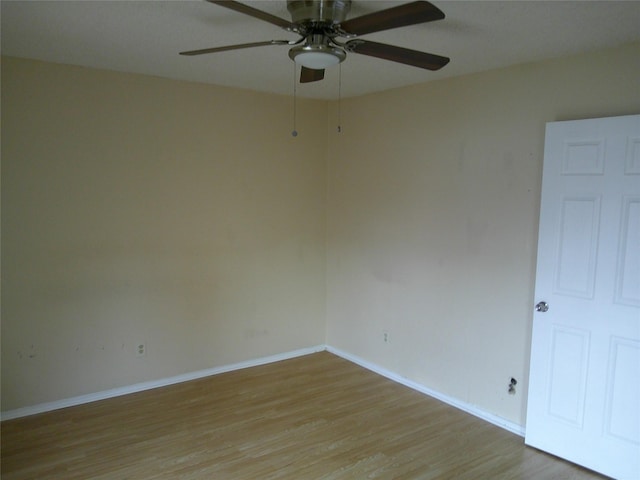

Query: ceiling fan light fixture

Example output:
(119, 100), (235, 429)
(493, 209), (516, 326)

(289, 44), (346, 69)
(183, 0), (450, 84)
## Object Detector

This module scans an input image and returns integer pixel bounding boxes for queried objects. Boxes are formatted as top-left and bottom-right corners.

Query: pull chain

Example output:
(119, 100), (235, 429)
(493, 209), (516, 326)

(292, 63), (298, 137)
(337, 63), (342, 133)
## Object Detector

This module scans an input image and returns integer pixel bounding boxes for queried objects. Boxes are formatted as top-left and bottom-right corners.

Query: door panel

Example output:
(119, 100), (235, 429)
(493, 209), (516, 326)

(616, 197), (640, 306)
(526, 115), (640, 480)
(605, 337), (640, 445)
(547, 325), (590, 427)
(554, 196), (600, 298)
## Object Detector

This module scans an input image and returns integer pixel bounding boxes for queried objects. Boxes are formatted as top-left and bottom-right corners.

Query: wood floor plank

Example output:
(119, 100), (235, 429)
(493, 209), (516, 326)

(1, 352), (607, 479)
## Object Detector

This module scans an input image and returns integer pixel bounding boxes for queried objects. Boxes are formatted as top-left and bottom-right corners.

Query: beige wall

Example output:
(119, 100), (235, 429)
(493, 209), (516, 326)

(325, 43), (640, 426)
(1, 57), (328, 410)
(2, 43), (639, 424)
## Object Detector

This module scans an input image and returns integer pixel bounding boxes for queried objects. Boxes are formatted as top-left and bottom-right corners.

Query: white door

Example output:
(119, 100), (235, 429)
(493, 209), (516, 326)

(526, 114), (640, 479)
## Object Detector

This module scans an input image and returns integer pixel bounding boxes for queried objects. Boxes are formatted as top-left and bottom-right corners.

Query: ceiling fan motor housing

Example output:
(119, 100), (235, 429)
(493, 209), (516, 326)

(286, 1), (352, 69)
(287, 0), (351, 25)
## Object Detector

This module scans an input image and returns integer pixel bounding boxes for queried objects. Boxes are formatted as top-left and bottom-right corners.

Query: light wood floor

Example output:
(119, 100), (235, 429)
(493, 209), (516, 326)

(1, 352), (606, 479)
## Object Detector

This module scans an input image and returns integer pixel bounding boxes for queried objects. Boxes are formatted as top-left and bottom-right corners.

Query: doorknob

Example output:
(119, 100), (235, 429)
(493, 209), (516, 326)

(535, 301), (549, 312)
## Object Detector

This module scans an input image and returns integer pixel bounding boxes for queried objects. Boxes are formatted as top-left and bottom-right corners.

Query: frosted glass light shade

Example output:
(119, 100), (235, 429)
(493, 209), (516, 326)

(289, 44), (346, 70)
(294, 51), (342, 69)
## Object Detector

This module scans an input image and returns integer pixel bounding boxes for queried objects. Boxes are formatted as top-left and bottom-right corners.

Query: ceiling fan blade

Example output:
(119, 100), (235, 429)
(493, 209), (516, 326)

(207, 1), (294, 30)
(340, 1), (444, 36)
(346, 40), (449, 71)
(300, 67), (325, 83)
(180, 40), (290, 56)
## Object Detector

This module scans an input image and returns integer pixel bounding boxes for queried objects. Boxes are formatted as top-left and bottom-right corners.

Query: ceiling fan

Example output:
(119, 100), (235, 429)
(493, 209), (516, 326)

(180, 0), (449, 83)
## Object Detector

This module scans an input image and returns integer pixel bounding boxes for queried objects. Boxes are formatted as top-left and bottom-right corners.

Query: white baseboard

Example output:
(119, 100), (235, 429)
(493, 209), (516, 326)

(2, 343), (525, 438)
(326, 345), (526, 437)
(1, 344), (326, 421)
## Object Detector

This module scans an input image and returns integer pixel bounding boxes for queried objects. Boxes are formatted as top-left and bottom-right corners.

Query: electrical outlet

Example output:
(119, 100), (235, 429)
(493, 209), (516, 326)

(136, 343), (146, 358)
(383, 330), (390, 343)
(508, 377), (517, 395)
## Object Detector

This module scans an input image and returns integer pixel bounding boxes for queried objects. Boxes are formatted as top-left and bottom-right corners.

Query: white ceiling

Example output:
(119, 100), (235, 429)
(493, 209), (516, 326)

(2, 0), (639, 99)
